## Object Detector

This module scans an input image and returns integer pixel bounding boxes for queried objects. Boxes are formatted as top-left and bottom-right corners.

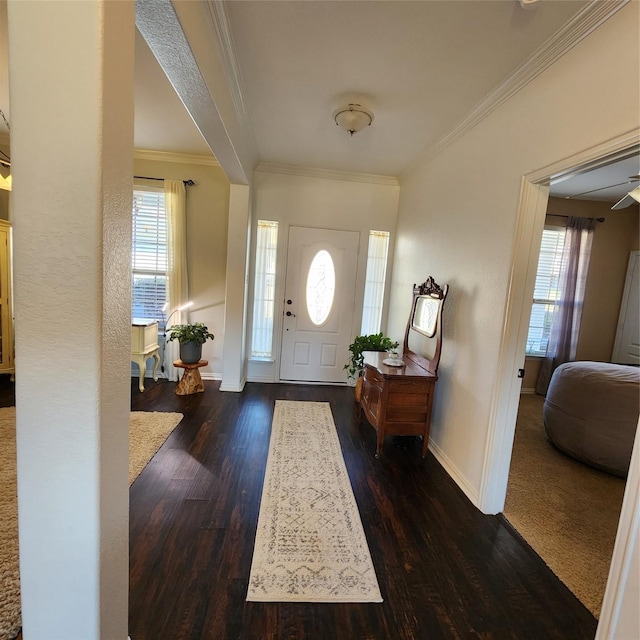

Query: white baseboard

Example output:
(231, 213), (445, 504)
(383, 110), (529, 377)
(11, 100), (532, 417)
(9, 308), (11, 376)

(219, 379), (246, 392)
(200, 372), (222, 381)
(428, 437), (480, 507)
(246, 374), (278, 383)
(520, 387), (536, 394)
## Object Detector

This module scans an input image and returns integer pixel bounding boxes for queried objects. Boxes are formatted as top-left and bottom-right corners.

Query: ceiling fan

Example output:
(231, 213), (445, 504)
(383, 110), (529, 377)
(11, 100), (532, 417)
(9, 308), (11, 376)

(611, 175), (640, 210)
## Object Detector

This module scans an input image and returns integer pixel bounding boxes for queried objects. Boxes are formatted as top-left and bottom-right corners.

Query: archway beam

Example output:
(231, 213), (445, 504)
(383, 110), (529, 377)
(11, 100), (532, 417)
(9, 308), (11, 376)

(135, 0), (256, 184)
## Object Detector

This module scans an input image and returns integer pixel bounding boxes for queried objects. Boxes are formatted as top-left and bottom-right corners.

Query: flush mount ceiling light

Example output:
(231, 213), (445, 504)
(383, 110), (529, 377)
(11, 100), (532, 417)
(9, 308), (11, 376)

(333, 103), (374, 137)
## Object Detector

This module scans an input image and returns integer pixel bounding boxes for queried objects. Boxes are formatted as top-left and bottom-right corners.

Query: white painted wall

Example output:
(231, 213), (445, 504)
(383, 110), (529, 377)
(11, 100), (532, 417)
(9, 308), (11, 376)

(388, 3), (640, 503)
(247, 168), (400, 383)
(221, 184), (251, 391)
(133, 155), (230, 380)
(597, 421), (640, 640)
(9, 1), (134, 636)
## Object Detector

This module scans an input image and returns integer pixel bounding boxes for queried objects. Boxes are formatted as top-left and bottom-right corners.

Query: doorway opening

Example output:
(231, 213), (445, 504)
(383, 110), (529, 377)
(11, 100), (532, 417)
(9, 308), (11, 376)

(483, 134), (639, 621)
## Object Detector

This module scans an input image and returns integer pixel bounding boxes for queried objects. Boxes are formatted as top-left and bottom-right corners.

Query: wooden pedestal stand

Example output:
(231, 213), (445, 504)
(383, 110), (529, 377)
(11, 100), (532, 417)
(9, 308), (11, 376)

(173, 359), (208, 395)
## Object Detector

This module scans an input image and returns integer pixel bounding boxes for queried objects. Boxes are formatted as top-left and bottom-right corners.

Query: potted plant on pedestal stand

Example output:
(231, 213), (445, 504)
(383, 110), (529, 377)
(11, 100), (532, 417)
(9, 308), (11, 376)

(344, 332), (398, 402)
(167, 322), (215, 364)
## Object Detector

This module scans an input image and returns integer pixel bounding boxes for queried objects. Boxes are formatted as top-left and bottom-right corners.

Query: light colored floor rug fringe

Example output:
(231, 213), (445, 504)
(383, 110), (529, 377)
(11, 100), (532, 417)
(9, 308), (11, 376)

(247, 400), (383, 603)
(504, 394), (625, 618)
(128, 411), (184, 485)
(0, 407), (183, 640)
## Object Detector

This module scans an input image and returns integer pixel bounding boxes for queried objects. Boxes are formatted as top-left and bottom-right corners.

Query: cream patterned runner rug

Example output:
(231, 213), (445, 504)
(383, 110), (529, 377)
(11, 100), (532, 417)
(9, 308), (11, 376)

(247, 400), (383, 603)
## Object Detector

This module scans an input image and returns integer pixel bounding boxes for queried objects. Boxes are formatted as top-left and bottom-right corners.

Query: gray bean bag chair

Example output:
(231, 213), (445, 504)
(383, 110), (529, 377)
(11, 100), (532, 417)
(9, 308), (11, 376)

(543, 361), (640, 477)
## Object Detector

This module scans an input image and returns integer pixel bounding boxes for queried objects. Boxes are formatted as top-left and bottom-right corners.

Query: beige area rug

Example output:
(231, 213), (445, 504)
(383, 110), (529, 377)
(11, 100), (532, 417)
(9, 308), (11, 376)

(247, 400), (383, 603)
(0, 408), (183, 640)
(504, 394), (626, 618)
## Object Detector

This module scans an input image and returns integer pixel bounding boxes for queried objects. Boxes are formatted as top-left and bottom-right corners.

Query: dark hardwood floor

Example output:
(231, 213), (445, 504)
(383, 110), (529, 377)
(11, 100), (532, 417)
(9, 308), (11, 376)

(128, 378), (597, 640)
(0, 374), (15, 407)
(0, 375), (596, 639)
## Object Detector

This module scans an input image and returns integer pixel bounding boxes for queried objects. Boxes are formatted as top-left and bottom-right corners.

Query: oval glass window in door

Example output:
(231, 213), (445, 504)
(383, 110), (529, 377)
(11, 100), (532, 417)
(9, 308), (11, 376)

(306, 250), (336, 326)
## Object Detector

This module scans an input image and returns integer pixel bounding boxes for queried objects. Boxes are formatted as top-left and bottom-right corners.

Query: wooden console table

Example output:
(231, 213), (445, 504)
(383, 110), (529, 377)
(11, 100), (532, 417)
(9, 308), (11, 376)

(131, 319), (160, 392)
(359, 276), (449, 459)
(359, 351), (437, 458)
(173, 359), (208, 395)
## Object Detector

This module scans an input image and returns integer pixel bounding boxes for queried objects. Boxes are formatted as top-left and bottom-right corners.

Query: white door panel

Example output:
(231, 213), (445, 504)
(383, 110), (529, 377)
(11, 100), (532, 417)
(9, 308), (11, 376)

(612, 251), (640, 364)
(280, 226), (359, 382)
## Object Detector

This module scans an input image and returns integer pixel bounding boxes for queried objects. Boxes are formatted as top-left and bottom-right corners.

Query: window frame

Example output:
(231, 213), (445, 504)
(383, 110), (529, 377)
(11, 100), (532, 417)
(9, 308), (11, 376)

(526, 224), (566, 357)
(360, 230), (391, 336)
(131, 186), (168, 329)
(250, 220), (279, 360)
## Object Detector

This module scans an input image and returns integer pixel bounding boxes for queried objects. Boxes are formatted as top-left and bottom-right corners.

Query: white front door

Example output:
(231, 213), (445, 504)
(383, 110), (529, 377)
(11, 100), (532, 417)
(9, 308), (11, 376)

(280, 226), (360, 383)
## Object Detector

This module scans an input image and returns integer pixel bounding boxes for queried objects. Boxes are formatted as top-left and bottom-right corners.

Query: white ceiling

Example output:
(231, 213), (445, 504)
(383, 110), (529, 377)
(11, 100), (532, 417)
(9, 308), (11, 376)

(549, 154), (640, 203)
(1, 0), (638, 202)
(223, 0), (589, 176)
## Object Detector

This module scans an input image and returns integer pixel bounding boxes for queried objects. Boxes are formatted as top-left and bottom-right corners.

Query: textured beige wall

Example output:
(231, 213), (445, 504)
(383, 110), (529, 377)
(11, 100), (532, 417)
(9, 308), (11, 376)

(10, 1), (135, 635)
(134, 156), (230, 377)
(248, 169), (400, 383)
(390, 3), (639, 499)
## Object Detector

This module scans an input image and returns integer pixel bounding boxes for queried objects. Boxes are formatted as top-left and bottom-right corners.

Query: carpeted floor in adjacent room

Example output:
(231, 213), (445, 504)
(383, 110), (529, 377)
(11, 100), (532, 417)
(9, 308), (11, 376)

(503, 393), (626, 618)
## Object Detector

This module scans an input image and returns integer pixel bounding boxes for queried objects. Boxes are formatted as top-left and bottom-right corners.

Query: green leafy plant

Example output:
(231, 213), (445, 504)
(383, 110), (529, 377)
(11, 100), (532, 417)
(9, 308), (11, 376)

(166, 322), (215, 345)
(344, 332), (399, 382)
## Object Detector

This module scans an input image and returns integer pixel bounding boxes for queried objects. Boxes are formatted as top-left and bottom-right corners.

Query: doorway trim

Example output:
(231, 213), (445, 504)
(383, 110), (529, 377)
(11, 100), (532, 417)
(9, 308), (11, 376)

(478, 127), (640, 635)
(611, 250), (640, 364)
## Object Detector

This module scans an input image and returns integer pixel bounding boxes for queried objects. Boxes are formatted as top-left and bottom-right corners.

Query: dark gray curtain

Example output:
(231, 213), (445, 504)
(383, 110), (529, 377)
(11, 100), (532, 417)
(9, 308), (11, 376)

(536, 216), (596, 396)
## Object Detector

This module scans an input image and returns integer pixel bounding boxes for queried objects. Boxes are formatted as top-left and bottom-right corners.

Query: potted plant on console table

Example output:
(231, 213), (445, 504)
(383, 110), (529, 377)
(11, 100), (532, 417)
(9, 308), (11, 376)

(167, 322), (215, 364)
(344, 332), (398, 402)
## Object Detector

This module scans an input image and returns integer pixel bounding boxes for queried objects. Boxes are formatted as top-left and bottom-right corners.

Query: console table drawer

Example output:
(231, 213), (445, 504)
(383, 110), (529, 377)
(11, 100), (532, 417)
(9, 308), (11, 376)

(360, 351), (438, 458)
(387, 379), (430, 395)
(131, 319), (159, 353)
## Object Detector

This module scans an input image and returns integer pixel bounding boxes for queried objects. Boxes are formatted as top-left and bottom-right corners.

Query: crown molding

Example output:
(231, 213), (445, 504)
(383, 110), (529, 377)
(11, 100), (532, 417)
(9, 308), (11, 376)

(422, 0), (629, 163)
(134, 149), (220, 167)
(255, 162), (399, 187)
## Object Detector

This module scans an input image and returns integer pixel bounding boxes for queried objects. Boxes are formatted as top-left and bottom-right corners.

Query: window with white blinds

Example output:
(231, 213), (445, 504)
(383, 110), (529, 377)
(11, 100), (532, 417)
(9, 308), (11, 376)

(131, 189), (167, 328)
(526, 226), (566, 356)
(360, 230), (390, 335)
(251, 220), (278, 358)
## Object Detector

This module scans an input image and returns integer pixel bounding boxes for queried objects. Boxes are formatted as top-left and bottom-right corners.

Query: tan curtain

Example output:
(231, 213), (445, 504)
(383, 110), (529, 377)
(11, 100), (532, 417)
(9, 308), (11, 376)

(164, 179), (188, 381)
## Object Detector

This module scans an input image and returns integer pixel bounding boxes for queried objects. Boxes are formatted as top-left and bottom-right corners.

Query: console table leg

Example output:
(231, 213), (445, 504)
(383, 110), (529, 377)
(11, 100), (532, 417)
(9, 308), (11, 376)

(375, 431), (384, 458)
(132, 355), (146, 392)
(151, 349), (160, 382)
